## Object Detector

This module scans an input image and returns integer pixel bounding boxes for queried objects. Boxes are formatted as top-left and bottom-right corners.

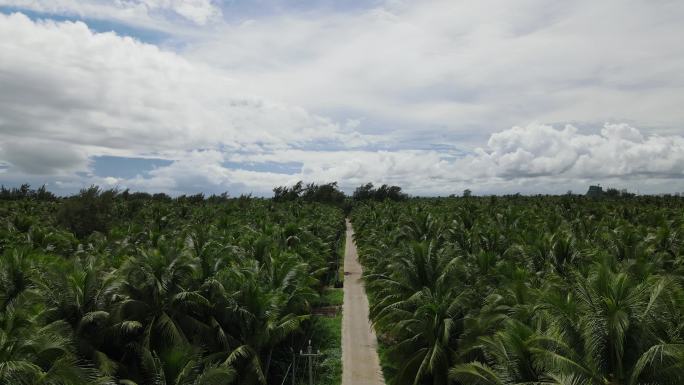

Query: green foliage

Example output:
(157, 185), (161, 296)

(319, 288), (343, 307)
(0, 191), (345, 385)
(0, 184), (56, 201)
(352, 196), (684, 385)
(11, 182), (684, 385)
(352, 183), (407, 202)
(273, 181), (346, 205)
(57, 186), (116, 238)
(309, 316), (342, 385)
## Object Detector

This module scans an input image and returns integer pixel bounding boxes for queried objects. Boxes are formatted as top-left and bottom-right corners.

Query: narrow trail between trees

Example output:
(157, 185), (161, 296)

(342, 219), (386, 385)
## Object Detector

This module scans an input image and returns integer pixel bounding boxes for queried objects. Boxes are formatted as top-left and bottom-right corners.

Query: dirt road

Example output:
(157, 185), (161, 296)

(342, 219), (385, 385)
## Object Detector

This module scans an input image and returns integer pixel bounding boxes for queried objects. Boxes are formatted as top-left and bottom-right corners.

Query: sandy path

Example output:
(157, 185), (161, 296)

(342, 219), (385, 385)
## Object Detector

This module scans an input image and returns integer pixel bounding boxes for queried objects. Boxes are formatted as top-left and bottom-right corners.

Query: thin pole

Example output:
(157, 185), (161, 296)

(279, 363), (292, 385)
(300, 339), (322, 385)
(292, 349), (295, 385)
(308, 341), (313, 385)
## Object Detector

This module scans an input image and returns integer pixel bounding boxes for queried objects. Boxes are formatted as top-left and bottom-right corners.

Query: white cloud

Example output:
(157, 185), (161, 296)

(2, 1), (684, 196)
(101, 150), (295, 195)
(188, 0), (684, 144)
(0, 139), (88, 175)
(0, 13), (368, 176)
(0, 0), (222, 28)
(165, 0), (220, 25)
(465, 123), (684, 181)
(209, 123), (684, 195)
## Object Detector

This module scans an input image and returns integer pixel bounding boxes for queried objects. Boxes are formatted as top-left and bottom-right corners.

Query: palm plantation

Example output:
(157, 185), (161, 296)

(0, 187), (345, 385)
(2, 185), (684, 384)
(352, 196), (684, 385)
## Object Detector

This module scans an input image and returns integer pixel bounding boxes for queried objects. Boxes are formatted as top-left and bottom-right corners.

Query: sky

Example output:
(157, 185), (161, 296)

(1, 0), (684, 196)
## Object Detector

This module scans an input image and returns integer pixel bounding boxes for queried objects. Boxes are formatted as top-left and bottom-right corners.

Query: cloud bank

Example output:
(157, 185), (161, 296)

(466, 123), (684, 181)
(187, 0), (684, 144)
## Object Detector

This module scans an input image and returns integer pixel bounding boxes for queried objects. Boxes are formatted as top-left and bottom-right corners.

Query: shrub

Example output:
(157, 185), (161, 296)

(57, 186), (116, 238)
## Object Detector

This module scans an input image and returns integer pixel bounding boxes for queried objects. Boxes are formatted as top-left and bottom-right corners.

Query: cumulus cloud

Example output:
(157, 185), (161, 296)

(213, 123), (684, 195)
(466, 124), (684, 181)
(0, 13), (367, 174)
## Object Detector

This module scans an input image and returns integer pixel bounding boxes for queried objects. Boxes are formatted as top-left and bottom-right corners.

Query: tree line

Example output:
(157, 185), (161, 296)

(272, 181), (407, 204)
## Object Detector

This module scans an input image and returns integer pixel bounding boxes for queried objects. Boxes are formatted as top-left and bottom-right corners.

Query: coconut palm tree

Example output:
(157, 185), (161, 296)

(36, 256), (120, 376)
(0, 247), (37, 313)
(0, 303), (109, 385)
(533, 260), (684, 385)
(450, 320), (544, 385)
(385, 285), (469, 385)
(110, 245), (210, 382)
(364, 238), (472, 385)
(206, 251), (311, 384)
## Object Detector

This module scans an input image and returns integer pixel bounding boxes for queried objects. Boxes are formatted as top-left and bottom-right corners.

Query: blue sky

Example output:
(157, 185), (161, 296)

(0, 6), (171, 43)
(92, 156), (173, 179)
(1, 0), (684, 196)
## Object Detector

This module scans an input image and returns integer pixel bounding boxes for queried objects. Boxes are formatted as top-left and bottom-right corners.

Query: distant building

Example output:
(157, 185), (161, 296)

(586, 185), (603, 197)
